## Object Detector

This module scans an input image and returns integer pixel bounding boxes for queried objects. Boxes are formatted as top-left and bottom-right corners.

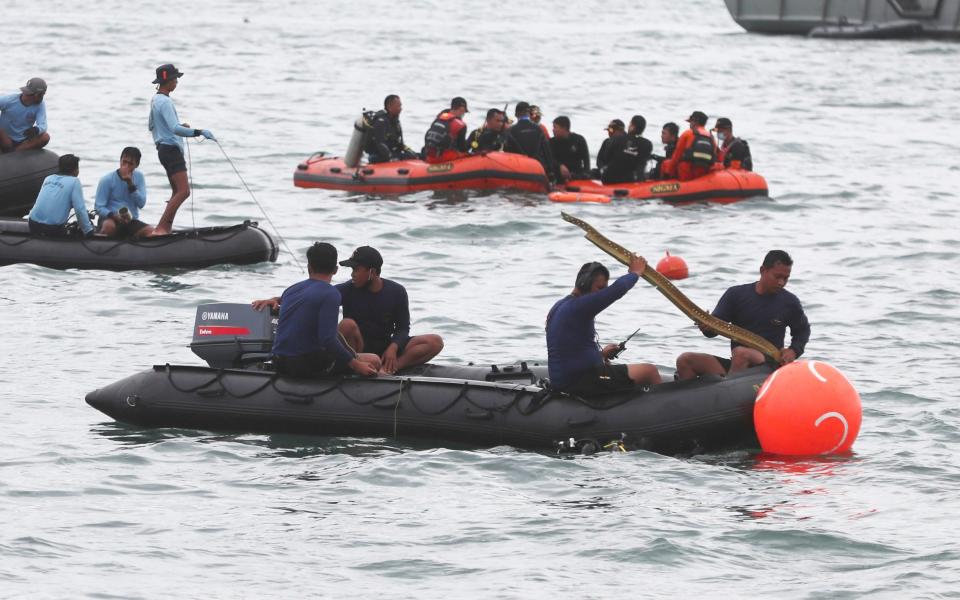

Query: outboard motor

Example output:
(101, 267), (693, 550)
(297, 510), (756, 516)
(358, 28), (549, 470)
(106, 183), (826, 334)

(343, 111), (375, 168)
(190, 303), (276, 369)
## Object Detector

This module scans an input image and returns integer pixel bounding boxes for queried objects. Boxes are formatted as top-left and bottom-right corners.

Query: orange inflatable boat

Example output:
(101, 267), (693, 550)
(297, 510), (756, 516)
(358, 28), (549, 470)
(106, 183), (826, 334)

(294, 152), (550, 194)
(549, 169), (768, 205)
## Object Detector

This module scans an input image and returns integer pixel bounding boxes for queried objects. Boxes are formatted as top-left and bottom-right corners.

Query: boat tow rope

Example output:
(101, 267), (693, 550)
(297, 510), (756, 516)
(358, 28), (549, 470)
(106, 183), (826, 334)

(560, 212), (782, 363)
(213, 140), (305, 273)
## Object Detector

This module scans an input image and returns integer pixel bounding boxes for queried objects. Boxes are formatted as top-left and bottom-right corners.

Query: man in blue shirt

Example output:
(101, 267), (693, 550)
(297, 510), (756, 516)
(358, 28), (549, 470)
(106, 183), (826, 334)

(546, 257), (662, 396)
(95, 147), (153, 238)
(336, 246), (444, 375)
(27, 154), (94, 237)
(252, 243), (380, 378)
(147, 64), (215, 236)
(0, 77), (50, 153)
(675, 250), (811, 380)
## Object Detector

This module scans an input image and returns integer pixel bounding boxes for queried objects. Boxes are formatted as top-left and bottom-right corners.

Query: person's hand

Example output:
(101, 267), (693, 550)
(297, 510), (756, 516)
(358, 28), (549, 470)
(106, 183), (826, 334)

(251, 297), (279, 311)
(697, 322), (716, 336)
(118, 163), (134, 182)
(601, 343), (619, 361)
(381, 344), (400, 375)
(559, 164), (571, 182)
(780, 348), (798, 364)
(201, 129), (216, 141)
(118, 210), (132, 224)
(628, 254), (647, 276)
(349, 358), (378, 377)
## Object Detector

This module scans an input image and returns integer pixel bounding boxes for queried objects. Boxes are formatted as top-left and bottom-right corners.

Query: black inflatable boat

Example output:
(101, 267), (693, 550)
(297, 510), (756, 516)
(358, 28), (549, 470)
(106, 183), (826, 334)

(0, 150), (59, 217)
(0, 220), (278, 270)
(86, 304), (770, 455)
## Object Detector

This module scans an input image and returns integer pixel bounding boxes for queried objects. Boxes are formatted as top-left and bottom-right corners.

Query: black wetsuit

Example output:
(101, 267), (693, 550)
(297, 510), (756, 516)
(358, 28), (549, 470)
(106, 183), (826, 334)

(365, 110), (415, 163)
(550, 132), (591, 179)
(466, 127), (505, 153)
(504, 117), (557, 180)
(335, 279), (411, 357)
(722, 137), (753, 171)
(597, 132), (649, 184)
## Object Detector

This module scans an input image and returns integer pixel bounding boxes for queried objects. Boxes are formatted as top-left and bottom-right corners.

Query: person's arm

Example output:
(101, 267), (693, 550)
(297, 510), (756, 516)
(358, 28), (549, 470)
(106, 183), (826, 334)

(577, 136), (591, 173)
(454, 122), (468, 153)
(156, 98), (197, 138)
(94, 175), (111, 219)
(36, 102), (47, 135)
(388, 286), (411, 351)
(571, 272), (639, 317)
(786, 299), (811, 359)
(130, 170), (146, 209)
(319, 291), (357, 365)
(701, 287), (736, 338)
(71, 180), (94, 234)
(540, 131), (559, 180)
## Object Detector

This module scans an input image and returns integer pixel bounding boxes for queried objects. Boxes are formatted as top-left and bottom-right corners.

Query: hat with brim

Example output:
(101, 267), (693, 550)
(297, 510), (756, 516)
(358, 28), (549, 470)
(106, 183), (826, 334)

(20, 77), (47, 95)
(153, 64), (184, 84)
(339, 245), (383, 270)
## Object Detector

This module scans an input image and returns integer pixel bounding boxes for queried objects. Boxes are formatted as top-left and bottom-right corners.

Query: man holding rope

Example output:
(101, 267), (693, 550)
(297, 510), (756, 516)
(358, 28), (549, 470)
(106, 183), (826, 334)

(147, 64), (215, 236)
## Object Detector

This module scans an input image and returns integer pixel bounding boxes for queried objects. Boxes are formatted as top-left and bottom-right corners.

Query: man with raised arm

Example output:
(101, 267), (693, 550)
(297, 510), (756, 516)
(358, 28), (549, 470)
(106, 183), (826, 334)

(546, 256), (662, 396)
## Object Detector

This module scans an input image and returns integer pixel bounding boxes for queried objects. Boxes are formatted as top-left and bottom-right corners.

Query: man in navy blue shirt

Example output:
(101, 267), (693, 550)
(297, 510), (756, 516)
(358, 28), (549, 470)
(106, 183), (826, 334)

(252, 243), (380, 378)
(336, 246), (444, 375)
(546, 256), (662, 396)
(675, 250), (811, 380)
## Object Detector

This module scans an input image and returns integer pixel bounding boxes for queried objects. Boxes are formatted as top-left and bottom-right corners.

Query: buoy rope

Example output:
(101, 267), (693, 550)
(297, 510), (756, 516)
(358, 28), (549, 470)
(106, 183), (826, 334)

(561, 212), (782, 363)
(213, 140), (304, 273)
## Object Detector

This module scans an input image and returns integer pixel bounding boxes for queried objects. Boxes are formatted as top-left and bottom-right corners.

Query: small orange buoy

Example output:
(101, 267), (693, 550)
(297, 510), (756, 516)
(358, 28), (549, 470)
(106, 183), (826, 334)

(548, 191), (611, 204)
(754, 360), (862, 456)
(655, 251), (688, 280)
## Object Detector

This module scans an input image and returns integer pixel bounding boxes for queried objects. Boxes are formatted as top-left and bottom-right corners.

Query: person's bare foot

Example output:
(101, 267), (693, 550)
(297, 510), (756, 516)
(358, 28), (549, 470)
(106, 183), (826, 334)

(149, 225), (171, 237)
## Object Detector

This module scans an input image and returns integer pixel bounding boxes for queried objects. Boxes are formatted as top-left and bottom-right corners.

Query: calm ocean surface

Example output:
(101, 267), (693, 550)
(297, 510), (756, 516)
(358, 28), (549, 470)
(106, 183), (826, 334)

(2, 0), (959, 597)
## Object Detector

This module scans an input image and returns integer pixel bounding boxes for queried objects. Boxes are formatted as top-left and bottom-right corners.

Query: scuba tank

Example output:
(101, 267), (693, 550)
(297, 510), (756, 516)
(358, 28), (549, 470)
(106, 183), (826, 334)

(344, 111), (375, 168)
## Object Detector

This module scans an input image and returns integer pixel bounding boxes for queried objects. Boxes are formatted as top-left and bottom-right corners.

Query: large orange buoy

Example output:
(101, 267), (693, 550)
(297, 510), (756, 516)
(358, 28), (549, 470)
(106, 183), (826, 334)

(754, 360), (862, 456)
(655, 251), (688, 280)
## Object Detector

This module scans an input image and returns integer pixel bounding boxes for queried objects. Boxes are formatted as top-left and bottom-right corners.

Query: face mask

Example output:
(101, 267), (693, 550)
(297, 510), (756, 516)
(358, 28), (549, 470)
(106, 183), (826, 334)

(717, 132), (727, 143)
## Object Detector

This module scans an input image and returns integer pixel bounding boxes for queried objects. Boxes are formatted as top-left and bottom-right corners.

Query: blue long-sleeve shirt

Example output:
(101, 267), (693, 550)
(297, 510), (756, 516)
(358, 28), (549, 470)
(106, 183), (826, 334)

(0, 93), (48, 142)
(709, 283), (811, 356)
(94, 169), (147, 219)
(546, 272), (639, 389)
(335, 279), (411, 353)
(271, 279), (355, 363)
(148, 93), (194, 149)
(28, 174), (94, 234)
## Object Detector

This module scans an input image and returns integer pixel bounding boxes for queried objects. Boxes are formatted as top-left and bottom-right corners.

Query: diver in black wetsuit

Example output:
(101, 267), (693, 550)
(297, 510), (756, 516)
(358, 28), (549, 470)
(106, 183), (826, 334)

(549, 115), (590, 181)
(467, 108), (507, 154)
(503, 101), (558, 181)
(365, 94), (417, 164)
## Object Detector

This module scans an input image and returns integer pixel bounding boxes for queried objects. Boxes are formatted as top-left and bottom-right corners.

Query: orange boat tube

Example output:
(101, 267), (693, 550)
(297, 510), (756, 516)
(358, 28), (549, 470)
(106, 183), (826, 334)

(294, 151), (550, 194)
(553, 169), (768, 204)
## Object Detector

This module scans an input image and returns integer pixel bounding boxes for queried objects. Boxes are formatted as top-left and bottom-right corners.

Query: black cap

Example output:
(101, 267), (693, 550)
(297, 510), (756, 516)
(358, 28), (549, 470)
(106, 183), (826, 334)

(686, 111), (708, 126)
(451, 96), (469, 112)
(713, 117), (732, 130)
(153, 64), (184, 84)
(57, 154), (80, 174)
(605, 119), (625, 131)
(339, 246), (383, 270)
(515, 101), (530, 117)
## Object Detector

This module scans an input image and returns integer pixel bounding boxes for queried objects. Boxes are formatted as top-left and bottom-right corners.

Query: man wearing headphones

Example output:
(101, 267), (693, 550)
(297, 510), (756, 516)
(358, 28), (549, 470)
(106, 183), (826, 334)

(545, 256), (662, 396)
(336, 246), (444, 375)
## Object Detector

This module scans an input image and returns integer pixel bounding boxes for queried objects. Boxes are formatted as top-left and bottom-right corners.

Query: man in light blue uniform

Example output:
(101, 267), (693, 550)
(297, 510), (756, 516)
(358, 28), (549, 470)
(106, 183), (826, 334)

(27, 154), (94, 237)
(95, 146), (153, 238)
(0, 77), (50, 153)
(147, 64), (215, 236)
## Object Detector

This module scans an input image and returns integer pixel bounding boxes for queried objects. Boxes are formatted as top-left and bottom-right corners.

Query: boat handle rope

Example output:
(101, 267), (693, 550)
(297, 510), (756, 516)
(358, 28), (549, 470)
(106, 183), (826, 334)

(560, 212), (782, 364)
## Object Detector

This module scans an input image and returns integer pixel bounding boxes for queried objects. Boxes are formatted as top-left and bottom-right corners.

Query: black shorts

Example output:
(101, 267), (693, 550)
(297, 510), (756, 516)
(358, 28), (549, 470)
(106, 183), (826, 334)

(157, 143), (187, 176)
(273, 351), (351, 378)
(563, 364), (634, 397)
(28, 219), (69, 237)
(98, 215), (149, 238)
